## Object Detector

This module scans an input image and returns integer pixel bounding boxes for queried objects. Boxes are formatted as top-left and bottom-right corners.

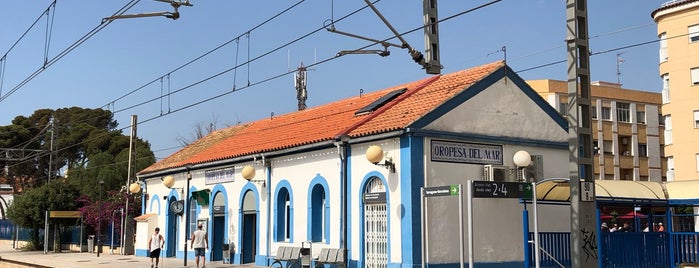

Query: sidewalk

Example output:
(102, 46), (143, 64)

(0, 242), (263, 268)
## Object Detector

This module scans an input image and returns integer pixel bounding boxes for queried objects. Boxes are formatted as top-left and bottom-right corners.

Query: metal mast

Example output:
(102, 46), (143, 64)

(295, 63), (308, 111)
(566, 0), (597, 267)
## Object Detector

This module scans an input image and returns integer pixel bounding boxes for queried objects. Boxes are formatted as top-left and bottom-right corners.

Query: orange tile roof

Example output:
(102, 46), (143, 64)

(139, 61), (505, 175)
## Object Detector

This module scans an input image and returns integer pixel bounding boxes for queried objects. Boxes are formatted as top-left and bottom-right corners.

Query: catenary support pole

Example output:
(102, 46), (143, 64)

(566, 0), (597, 267)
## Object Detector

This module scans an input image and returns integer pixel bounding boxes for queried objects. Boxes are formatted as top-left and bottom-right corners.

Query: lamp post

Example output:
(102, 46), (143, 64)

(514, 150), (539, 268)
(184, 166), (192, 267)
(97, 179), (103, 257)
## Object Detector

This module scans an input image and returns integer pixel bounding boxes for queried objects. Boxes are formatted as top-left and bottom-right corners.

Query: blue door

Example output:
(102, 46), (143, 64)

(242, 213), (257, 263)
(166, 197), (177, 257)
(212, 216), (224, 261)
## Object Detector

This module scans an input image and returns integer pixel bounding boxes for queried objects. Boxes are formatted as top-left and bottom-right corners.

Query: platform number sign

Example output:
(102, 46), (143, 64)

(581, 181), (595, 202)
(472, 181), (532, 199)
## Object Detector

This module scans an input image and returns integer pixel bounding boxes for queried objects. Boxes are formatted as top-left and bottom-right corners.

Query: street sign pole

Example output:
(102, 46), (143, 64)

(421, 187), (426, 268)
(532, 182), (540, 268)
(466, 182), (473, 268)
(458, 184), (464, 268)
(421, 185), (464, 268)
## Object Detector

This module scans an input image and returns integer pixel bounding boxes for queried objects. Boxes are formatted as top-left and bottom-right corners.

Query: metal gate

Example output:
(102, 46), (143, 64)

(364, 177), (387, 268)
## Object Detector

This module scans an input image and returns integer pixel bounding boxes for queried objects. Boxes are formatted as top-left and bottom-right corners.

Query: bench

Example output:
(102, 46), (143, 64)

(269, 246), (301, 268)
(314, 248), (345, 268)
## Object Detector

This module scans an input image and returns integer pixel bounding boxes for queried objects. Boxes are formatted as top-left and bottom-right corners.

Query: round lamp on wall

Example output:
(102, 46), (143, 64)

(129, 182), (142, 194)
(365, 145), (395, 173)
(242, 165), (256, 180)
(242, 165), (265, 187)
(513, 150), (532, 168)
(365, 145), (384, 164)
(162, 175), (175, 188)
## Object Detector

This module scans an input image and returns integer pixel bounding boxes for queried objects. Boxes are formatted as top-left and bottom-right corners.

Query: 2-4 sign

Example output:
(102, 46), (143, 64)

(472, 181), (532, 199)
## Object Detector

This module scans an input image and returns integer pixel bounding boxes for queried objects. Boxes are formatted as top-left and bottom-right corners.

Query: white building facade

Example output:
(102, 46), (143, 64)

(136, 61), (573, 267)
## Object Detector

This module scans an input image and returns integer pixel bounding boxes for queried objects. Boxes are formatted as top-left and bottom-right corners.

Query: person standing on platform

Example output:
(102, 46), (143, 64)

(191, 223), (209, 268)
(148, 227), (164, 268)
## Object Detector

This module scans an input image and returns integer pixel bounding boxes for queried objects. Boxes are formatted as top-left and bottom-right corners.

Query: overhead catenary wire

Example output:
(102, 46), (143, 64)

(43, 2), (56, 67)
(2, 0), (311, 165)
(109, 0), (375, 115)
(6, 0), (386, 169)
(4, 1), (672, 169)
(100, 0), (306, 109)
(1, 1), (56, 61)
(516, 31), (691, 74)
(0, 0), (141, 103)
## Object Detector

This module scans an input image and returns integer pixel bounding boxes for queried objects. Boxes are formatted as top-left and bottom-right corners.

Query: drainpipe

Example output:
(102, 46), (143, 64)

(264, 154), (272, 266)
(336, 135), (351, 266)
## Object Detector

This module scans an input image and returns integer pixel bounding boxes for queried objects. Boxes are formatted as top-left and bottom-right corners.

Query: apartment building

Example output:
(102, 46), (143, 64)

(652, 0), (699, 181)
(528, 79), (666, 182)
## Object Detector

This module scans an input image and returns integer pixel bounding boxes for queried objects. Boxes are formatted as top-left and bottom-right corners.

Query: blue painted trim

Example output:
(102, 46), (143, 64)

(149, 194), (161, 214)
(186, 186), (199, 238)
(164, 189), (180, 257)
(523, 209), (531, 268)
(238, 184), (261, 266)
(210, 184), (229, 261)
(307, 174), (331, 244)
(273, 180), (295, 243)
(409, 66), (568, 132)
(346, 147), (353, 262)
(135, 248), (148, 257)
(358, 171), (390, 268)
(141, 189), (146, 214)
(401, 136), (424, 266)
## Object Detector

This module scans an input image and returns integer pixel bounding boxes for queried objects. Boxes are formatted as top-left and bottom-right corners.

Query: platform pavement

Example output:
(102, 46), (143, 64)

(0, 242), (265, 268)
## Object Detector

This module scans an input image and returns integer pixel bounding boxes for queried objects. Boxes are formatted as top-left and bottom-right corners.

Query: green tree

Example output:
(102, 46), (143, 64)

(1, 107), (156, 197)
(2, 107), (156, 250)
(6, 181), (80, 249)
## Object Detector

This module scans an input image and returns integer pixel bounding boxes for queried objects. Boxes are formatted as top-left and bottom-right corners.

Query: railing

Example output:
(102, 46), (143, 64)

(601, 232), (670, 268)
(0, 220), (32, 240)
(531, 231), (699, 267)
(528, 232), (571, 267)
(671, 233), (699, 265)
(0, 219), (121, 248)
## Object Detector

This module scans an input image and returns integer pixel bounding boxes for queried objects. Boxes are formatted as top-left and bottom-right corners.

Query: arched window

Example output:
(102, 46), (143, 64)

(310, 184), (326, 242)
(188, 197), (198, 237)
(276, 188), (291, 241)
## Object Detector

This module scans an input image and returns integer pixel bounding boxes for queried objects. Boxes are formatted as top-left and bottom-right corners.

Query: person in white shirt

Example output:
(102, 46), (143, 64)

(191, 223), (208, 268)
(147, 227), (164, 268)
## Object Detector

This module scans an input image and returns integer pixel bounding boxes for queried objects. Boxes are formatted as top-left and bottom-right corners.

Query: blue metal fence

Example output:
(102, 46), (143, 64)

(528, 232), (571, 267)
(0, 219), (120, 248)
(600, 232), (669, 268)
(0, 219), (32, 240)
(530, 231), (699, 268)
(671, 233), (699, 265)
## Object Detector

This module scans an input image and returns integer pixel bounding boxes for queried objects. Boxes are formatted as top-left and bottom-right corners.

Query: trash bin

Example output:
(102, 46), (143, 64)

(87, 235), (95, 253)
(222, 243), (230, 264)
(300, 241), (312, 268)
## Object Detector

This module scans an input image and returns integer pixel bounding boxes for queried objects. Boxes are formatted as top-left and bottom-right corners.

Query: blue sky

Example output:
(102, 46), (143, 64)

(1, 0), (666, 161)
